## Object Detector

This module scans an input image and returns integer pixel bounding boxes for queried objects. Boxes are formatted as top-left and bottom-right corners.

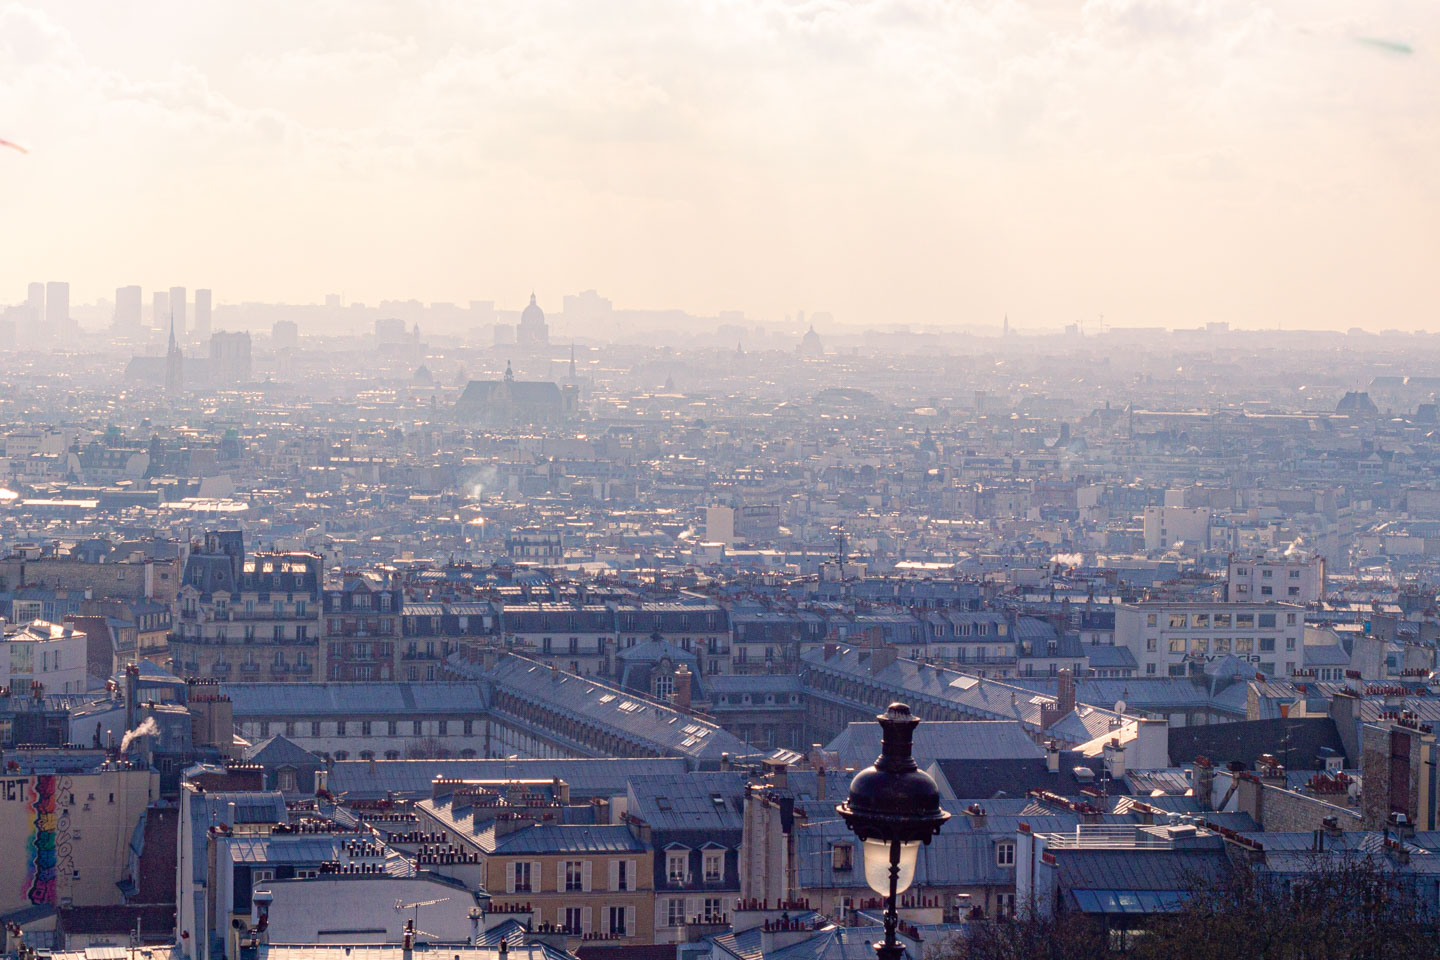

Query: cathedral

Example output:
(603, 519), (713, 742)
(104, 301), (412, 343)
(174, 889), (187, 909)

(517, 292), (549, 346)
(455, 361), (576, 427)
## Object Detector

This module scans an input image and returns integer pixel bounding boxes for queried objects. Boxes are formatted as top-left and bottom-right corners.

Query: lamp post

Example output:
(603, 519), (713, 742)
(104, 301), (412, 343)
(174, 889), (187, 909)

(836, 703), (950, 960)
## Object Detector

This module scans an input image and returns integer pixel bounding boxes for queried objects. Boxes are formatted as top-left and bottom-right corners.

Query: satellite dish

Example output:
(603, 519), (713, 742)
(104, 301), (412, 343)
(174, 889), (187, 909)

(1115, 700), (1127, 715)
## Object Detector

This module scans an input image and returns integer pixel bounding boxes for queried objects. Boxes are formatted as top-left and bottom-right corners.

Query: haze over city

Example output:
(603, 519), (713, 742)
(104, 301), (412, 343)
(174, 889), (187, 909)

(7, 5), (1440, 960)
(4, 0), (1438, 330)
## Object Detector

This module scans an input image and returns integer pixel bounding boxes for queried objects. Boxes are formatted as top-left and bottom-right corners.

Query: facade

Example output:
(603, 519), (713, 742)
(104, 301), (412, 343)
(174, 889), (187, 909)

(1115, 601), (1305, 679)
(209, 331), (253, 384)
(506, 527), (564, 562)
(1142, 505), (1211, 551)
(0, 620), (89, 694)
(172, 532), (323, 682)
(322, 573), (403, 681)
(0, 756), (158, 920)
(1226, 554), (1326, 603)
(114, 285), (142, 332)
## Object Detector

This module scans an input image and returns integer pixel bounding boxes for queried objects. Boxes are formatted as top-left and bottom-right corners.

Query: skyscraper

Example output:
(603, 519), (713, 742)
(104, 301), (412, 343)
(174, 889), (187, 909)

(26, 282), (43, 324)
(193, 288), (212, 341)
(169, 286), (187, 341)
(45, 281), (71, 341)
(152, 290), (170, 331)
(114, 285), (142, 332)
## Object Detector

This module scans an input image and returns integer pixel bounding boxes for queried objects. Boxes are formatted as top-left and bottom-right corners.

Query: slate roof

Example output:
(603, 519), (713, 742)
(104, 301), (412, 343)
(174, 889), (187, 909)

(824, 720), (1043, 770)
(1167, 717), (1350, 767)
(326, 757), (687, 802)
(625, 772), (747, 831)
(243, 734), (322, 766)
(934, 754), (1122, 801)
(486, 654), (749, 764)
(222, 682), (488, 718)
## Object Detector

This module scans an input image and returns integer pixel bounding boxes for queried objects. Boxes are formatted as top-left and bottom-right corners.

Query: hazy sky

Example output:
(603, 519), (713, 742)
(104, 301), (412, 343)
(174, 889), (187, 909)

(2, 0), (1437, 330)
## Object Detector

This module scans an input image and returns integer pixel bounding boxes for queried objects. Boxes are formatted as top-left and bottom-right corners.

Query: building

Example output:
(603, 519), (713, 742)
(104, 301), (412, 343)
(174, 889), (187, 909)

(193, 288), (212, 341)
(1114, 601), (1305, 679)
(414, 779), (654, 948)
(0, 619), (90, 694)
(506, 527), (564, 562)
(171, 532), (323, 682)
(1227, 553), (1326, 603)
(1142, 505), (1211, 551)
(322, 572), (403, 681)
(456, 364), (574, 428)
(517, 293), (549, 346)
(0, 752), (159, 921)
(45, 280), (70, 341)
(169, 286), (187, 340)
(152, 290), (170, 331)
(113, 285), (142, 332)
(166, 318), (185, 395)
(210, 331), (253, 384)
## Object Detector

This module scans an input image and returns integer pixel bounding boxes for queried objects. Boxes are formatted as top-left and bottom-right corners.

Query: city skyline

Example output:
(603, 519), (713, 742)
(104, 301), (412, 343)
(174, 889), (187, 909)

(4, 0), (1437, 331)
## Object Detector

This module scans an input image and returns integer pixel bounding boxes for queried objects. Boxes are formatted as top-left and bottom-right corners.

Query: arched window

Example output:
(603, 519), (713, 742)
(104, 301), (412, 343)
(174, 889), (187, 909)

(334, 751), (349, 761)
(654, 674), (674, 699)
(385, 750), (401, 760)
(359, 750), (375, 761)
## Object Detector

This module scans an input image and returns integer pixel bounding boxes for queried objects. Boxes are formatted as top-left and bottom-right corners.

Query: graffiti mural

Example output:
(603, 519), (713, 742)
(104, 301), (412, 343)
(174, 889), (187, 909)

(24, 774), (58, 905)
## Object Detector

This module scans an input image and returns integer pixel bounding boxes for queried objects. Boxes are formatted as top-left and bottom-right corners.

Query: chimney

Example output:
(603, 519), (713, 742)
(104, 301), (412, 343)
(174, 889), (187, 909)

(124, 664), (140, 735)
(674, 665), (693, 713)
(1045, 740), (1060, 774)
(1103, 738), (1127, 780)
(1057, 668), (1075, 716)
(402, 920), (414, 960)
(869, 639), (897, 675)
(823, 641), (838, 660)
(468, 908), (481, 945)
(1193, 757), (1216, 811)
(252, 890), (273, 944)
(816, 767), (826, 802)
(763, 757), (788, 789)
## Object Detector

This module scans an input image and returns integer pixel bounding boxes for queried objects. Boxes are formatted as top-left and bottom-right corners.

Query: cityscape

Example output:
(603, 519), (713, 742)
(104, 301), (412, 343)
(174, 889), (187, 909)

(4, 2), (1439, 959)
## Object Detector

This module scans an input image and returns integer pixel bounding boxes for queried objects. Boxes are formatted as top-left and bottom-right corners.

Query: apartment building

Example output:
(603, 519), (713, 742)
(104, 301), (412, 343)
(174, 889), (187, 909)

(172, 532), (323, 682)
(1115, 601), (1305, 679)
(415, 779), (654, 948)
(0, 619), (89, 694)
(322, 572), (403, 680)
(1227, 553), (1326, 604)
(0, 753), (158, 920)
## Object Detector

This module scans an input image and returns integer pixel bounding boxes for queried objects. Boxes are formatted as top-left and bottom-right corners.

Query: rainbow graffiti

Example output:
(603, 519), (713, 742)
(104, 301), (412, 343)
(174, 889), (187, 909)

(24, 774), (58, 905)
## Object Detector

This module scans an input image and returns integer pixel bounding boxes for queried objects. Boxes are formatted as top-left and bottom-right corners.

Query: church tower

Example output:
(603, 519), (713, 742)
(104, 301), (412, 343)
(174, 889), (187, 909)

(165, 314), (184, 395)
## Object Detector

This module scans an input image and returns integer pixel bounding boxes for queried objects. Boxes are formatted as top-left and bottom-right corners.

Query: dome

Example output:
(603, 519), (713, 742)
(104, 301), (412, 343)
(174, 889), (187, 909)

(521, 293), (545, 327)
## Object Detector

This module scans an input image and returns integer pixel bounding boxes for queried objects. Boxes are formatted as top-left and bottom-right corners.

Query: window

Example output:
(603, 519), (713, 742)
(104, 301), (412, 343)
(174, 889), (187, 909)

(1260, 637), (1276, 652)
(514, 861), (532, 893)
(1261, 586), (1273, 596)
(1258, 613), (1277, 628)
(1262, 569), (1273, 578)
(1146, 638), (1156, 651)
(311, 722), (321, 737)
(667, 850), (689, 884)
(1191, 638), (1208, 654)
(564, 907), (582, 933)
(832, 843), (854, 872)
(616, 859), (631, 891)
(1168, 614), (1187, 629)
(463, 720), (473, 735)
(413, 720), (423, 735)
(1146, 663), (1157, 675)
(996, 841), (1016, 867)
(1169, 638), (1186, 654)
(1213, 638), (1230, 654)
(1286, 613), (1298, 626)
(703, 897), (723, 923)
(667, 898), (685, 927)
(336, 721), (346, 736)
(253, 868), (275, 883)
(1146, 614), (1158, 628)
(703, 849), (723, 883)
(608, 906), (628, 936)
(1168, 664), (1186, 677)
(565, 860), (585, 892)
(1191, 614), (1209, 628)
(388, 720), (398, 736)
(1236, 614), (1255, 628)
(1213, 613), (1231, 628)
(437, 720), (448, 736)
(1235, 638), (1253, 653)
(1286, 638), (1296, 651)
(277, 768), (297, 792)
(361, 721), (372, 736)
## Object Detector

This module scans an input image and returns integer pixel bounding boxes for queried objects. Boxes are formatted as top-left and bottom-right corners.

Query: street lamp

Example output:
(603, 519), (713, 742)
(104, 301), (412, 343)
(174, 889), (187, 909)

(837, 703), (950, 960)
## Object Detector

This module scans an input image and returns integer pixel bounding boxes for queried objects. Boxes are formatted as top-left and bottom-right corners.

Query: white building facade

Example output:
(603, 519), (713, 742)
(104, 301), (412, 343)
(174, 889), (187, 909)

(1115, 602), (1304, 679)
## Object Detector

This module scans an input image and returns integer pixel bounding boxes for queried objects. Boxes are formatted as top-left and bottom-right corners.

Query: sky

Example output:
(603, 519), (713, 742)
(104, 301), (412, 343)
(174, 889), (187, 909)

(1, 0), (1437, 331)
